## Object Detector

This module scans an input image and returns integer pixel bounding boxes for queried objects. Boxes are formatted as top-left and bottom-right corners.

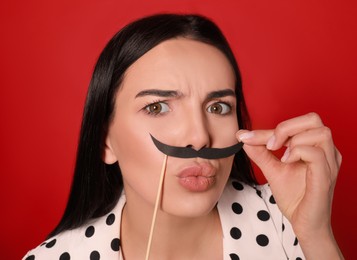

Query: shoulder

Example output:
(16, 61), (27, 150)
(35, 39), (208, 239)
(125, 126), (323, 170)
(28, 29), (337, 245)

(218, 179), (305, 259)
(23, 195), (126, 260)
(218, 179), (278, 223)
(218, 178), (276, 209)
(218, 179), (284, 237)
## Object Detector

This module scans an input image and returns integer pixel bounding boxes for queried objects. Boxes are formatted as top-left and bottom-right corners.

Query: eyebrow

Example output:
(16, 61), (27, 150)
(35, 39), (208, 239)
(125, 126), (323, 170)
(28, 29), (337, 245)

(135, 88), (235, 99)
(206, 89), (236, 99)
(135, 89), (182, 98)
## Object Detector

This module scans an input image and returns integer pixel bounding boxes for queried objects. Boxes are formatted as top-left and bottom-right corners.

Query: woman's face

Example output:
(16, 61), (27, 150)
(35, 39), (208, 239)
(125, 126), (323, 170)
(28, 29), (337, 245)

(104, 38), (238, 217)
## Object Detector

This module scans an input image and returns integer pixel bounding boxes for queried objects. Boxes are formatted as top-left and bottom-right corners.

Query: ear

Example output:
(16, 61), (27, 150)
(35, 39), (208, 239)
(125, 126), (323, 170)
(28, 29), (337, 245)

(102, 136), (118, 164)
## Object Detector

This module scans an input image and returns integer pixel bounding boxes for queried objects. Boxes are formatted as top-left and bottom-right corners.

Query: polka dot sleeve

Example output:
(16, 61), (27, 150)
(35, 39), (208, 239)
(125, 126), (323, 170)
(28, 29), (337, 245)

(22, 195), (126, 260)
(217, 179), (306, 260)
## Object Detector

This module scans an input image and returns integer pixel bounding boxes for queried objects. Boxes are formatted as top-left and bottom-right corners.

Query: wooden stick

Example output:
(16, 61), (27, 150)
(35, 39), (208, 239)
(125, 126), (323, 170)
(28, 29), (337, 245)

(145, 154), (168, 260)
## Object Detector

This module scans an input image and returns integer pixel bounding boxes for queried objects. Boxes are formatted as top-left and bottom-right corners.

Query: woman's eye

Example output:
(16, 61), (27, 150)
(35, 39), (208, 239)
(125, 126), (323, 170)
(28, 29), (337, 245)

(207, 102), (231, 115)
(144, 102), (170, 115)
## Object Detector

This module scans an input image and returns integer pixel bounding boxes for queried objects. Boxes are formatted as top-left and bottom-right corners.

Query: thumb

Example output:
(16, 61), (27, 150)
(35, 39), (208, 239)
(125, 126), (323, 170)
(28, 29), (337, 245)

(242, 143), (281, 183)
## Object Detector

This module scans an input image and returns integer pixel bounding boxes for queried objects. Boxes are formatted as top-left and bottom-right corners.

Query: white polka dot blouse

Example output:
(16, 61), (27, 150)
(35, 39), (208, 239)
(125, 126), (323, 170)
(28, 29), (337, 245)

(23, 179), (305, 259)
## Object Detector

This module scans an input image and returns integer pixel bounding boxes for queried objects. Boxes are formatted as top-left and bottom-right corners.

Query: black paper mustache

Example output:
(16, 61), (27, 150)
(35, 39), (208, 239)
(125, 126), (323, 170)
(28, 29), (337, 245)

(150, 134), (243, 159)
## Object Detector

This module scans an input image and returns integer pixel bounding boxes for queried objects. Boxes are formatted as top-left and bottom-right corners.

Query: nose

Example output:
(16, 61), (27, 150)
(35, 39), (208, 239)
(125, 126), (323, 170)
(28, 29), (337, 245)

(183, 111), (211, 151)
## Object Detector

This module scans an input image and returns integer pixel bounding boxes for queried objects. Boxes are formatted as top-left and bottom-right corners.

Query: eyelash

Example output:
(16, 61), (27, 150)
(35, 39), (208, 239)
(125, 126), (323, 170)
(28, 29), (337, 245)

(141, 99), (234, 117)
(208, 100), (234, 115)
(142, 99), (170, 117)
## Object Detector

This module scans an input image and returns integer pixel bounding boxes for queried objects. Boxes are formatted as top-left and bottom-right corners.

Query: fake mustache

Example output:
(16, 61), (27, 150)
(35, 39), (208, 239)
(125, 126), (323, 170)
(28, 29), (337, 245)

(150, 134), (243, 159)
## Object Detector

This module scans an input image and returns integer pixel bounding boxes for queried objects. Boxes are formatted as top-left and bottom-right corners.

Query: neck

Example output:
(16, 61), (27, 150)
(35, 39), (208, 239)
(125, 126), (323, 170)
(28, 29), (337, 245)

(120, 190), (223, 260)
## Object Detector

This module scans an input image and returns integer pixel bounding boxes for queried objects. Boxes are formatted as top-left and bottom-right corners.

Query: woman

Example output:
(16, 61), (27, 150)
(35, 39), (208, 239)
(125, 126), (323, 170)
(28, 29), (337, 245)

(23, 14), (343, 259)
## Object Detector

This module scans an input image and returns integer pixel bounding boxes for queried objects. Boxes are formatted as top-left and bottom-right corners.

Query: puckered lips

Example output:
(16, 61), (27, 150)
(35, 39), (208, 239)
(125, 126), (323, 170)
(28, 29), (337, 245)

(176, 162), (216, 192)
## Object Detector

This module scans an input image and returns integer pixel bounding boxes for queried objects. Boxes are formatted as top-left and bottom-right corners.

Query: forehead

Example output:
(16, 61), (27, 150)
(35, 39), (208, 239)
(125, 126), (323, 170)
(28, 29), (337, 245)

(120, 38), (236, 95)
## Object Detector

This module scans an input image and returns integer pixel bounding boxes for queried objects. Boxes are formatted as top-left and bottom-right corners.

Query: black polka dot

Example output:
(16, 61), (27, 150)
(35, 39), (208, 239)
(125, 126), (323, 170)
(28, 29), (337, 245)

(232, 181), (244, 191)
(256, 234), (269, 247)
(90, 251), (100, 260)
(257, 210), (270, 221)
(59, 252), (70, 260)
(111, 238), (120, 251)
(45, 239), (56, 248)
(85, 226), (95, 238)
(25, 256), (35, 260)
(269, 195), (276, 204)
(282, 223), (285, 232)
(296, 258), (302, 260)
(232, 202), (243, 214)
(106, 213), (116, 226)
(294, 237), (299, 246)
(229, 253), (240, 260)
(230, 227), (242, 240)
(256, 189), (262, 198)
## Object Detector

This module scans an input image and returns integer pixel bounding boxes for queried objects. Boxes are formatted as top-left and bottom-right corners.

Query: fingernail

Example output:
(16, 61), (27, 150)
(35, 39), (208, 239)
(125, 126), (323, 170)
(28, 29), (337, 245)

(281, 147), (290, 162)
(266, 135), (276, 150)
(237, 131), (254, 141)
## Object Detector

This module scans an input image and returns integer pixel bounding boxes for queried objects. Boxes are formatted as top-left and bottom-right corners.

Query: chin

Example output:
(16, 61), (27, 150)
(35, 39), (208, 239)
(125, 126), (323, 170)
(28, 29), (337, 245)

(162, 191), (220, 219)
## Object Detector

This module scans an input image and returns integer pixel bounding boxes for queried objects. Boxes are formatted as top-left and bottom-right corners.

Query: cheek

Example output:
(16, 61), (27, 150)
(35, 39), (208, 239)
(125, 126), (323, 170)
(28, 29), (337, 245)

(109, 126), (161, 206)
(220, 156), (235, 177)
(113, 122), (159, 171)
(208, 116), (239, 146)
(109, 114), (166, 192)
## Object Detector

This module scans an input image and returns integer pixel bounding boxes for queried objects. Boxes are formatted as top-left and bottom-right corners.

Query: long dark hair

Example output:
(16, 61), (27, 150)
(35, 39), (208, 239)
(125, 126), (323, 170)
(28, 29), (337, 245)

(48, 13), (256, 238)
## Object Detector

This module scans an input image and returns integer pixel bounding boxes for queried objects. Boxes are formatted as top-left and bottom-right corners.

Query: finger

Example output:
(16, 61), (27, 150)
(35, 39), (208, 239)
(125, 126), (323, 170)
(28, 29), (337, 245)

(267, 112), (324, 151)
(236, 129), (274, 145)
(283, 146), (335, 226)
(283, 145), (335, 188)
(335, 148), (342, 168)
(286, 126), (340, 176)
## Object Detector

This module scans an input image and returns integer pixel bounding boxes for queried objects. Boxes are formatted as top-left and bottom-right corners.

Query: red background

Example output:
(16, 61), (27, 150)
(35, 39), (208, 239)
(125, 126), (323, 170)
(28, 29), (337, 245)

(1, 0), (356, 259)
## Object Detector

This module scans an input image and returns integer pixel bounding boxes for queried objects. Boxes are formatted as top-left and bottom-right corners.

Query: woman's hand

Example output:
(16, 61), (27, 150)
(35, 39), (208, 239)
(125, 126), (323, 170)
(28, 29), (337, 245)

(236, 112), (343, 259)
